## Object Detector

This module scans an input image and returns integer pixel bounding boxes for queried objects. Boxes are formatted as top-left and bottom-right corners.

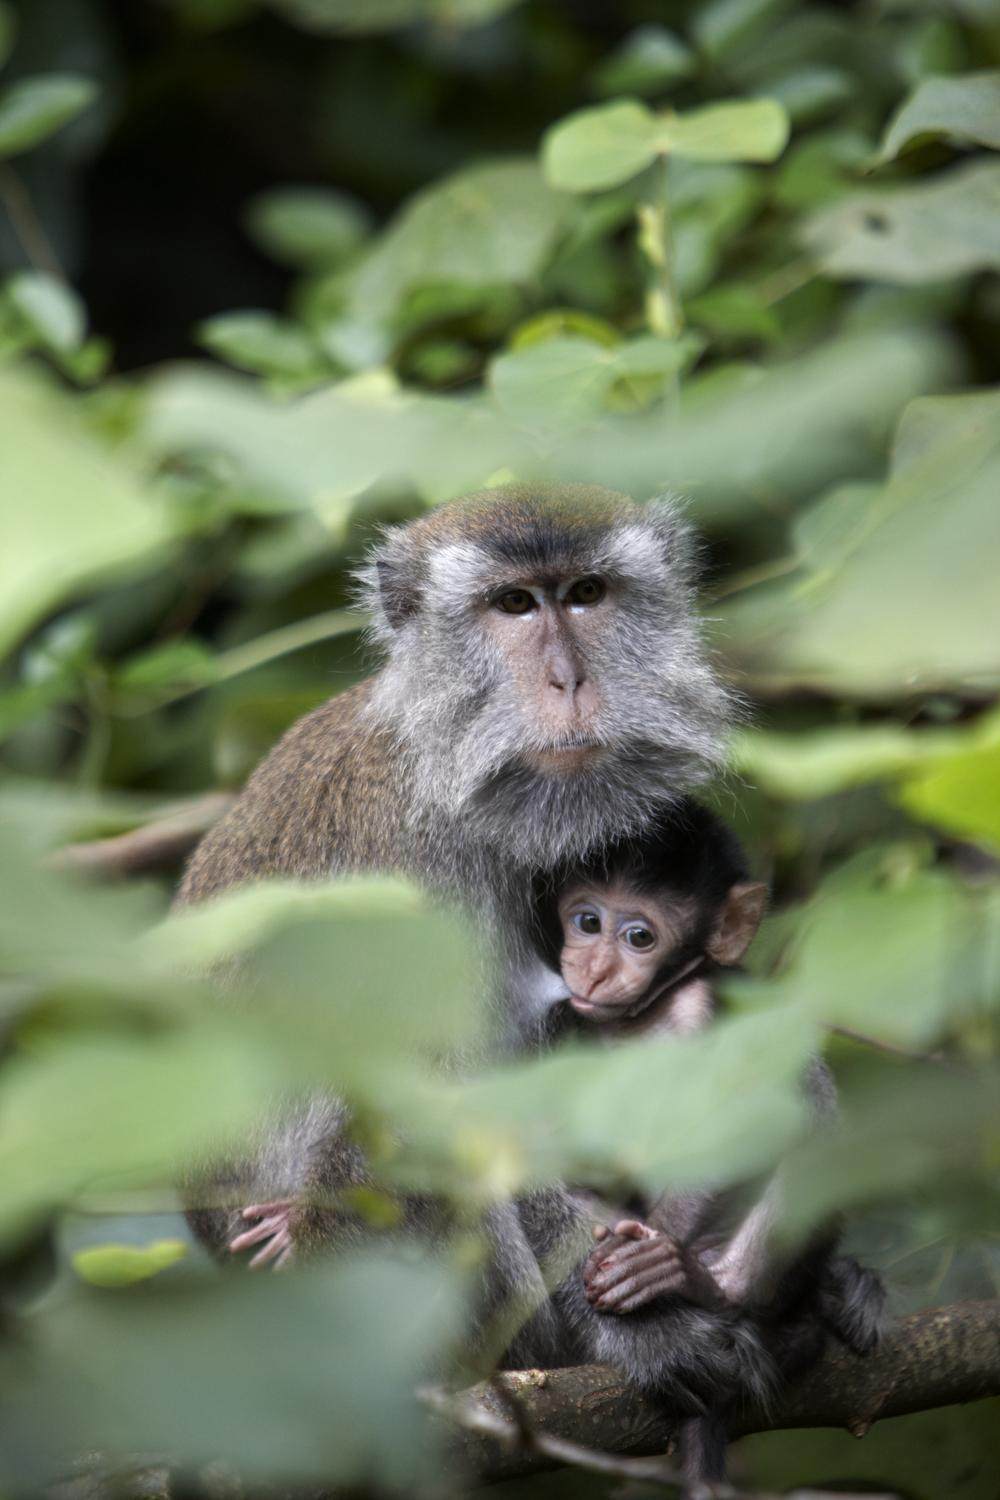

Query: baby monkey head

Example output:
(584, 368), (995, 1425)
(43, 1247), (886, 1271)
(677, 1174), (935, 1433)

(359, 484), (733, 866)
(548, 801), (767, 1023)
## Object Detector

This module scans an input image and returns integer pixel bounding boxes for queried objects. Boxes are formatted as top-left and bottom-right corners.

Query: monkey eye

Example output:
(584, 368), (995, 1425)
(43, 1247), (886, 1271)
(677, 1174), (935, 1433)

(566, 576), (605, 607)
(495, 588), (536, 616)
(623, 925), (655, 950)
(572, 910), (602, 936)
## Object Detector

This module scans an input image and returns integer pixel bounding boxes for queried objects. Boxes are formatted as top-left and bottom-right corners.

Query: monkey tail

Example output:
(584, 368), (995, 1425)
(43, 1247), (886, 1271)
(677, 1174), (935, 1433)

(678, 1412), (728, 1485)
(818, 1255), (886, 1355)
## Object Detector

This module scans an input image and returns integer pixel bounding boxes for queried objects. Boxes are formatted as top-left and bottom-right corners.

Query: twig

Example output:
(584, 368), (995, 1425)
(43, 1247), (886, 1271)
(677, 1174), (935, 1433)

(0, 163), (64, 278)
(47, 792), (236, 879)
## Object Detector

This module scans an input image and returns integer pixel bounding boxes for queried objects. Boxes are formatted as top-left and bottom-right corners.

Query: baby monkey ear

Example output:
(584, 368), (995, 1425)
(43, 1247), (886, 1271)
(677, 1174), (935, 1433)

(706, 881), (768, 966)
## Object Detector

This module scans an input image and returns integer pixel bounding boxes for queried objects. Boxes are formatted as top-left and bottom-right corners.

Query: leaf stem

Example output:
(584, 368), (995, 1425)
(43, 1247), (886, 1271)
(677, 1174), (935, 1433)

(636, 157), (683, 340)
(0, 163), (64, 278)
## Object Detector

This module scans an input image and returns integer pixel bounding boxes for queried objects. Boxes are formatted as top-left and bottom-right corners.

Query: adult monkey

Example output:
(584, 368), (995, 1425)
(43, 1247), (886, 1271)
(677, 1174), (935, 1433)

(179, 483), (733, 1379)
(179, 482), (731, 1023)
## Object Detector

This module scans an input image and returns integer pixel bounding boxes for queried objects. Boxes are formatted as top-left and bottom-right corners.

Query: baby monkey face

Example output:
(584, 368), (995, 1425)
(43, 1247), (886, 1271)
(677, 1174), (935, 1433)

(557, 881), (688, 1022)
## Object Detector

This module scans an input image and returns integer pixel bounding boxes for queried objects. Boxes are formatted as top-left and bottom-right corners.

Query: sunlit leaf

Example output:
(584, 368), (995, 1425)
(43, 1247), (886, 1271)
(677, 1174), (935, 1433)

(661, 98), (789, 163)
(73, 1239), (188, 1287)
(543, 101), (662, 193)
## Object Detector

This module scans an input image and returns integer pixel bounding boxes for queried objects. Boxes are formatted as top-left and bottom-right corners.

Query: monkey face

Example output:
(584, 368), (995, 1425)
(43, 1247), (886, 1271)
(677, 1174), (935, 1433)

(556, 881), (693, 1022)
(357, 485), (733, 865)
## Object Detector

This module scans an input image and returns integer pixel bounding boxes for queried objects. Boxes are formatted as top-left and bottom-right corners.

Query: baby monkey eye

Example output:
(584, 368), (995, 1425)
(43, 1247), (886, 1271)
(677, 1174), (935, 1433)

(623, 926), (655, 950)
(572, 911), (602, 935)
(566, 576), (605, 607)
(495, 588), (536, 616)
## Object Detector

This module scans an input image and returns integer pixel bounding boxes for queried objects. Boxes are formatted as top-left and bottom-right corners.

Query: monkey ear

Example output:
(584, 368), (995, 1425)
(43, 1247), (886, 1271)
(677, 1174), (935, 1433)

(376, 557), (421, 630)
(355, 529), (422, 635)
(643, 495), (699, 582)
(705, 881), (768, 966)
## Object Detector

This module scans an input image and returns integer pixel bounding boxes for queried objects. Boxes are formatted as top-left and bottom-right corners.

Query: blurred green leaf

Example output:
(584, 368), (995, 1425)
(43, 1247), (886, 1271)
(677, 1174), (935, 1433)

(543, 98), (788, 193)
(196, 311), (325, 379)
(0, 370), (170, 662)
(0, 74), (97, 158)
(718, 389), (1000, 694)
(244, 185), (372, 268)
(693, 0), (796, 61)
(72, 1238), (188, 1287)
(805, 160), (1000, 283)
(4, 271), (86, 352)
(877, 70), (1000, 164)
(591, 26), (695, 99)
(663, 98), (790, 163)
(347, 159), (564, 329)
(268, 0), (521, 32)
(0, 1256), (461, 1488)
(543, 101), (662, 193)
(490, 333), (700, 425)
(900, 742), (1000, 853)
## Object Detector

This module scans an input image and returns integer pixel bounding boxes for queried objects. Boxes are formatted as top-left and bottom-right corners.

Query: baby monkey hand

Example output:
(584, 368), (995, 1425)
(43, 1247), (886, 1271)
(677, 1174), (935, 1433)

(584, 1220), (721, 1315)
(228, 1200), (296, 1270)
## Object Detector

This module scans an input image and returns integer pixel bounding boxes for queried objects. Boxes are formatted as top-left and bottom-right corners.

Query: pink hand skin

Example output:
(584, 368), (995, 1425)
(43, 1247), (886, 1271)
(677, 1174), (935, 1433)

(583, 1218), (690, 1315)
(228, 1200), (296, 1270)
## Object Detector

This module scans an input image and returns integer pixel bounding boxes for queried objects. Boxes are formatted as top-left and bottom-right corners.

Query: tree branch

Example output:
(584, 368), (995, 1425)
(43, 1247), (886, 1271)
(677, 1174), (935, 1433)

(435, 1301), (1000, 1485)
(47, 793), (236, 879)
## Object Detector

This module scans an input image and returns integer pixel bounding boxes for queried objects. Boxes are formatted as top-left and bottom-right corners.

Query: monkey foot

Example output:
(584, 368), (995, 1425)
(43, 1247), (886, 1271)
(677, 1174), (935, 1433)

(584, 1219), (687, 1314)
(229, 1200), (296, 1270)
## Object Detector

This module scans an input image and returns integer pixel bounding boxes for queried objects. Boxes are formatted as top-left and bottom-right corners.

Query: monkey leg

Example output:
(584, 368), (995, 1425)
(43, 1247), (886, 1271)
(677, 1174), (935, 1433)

(229, 1200), (295, 1269)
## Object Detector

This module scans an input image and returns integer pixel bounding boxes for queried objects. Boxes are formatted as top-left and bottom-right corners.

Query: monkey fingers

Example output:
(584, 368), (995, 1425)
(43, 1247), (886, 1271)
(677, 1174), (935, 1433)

(586, 1237), (686, 1310)
(229, 1200), (296, 1270)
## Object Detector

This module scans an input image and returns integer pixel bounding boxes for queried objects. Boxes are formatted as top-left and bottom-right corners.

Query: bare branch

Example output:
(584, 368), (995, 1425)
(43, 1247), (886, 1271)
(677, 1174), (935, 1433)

(435, 1301), (1000, 1486)
(47, 793), (235, 880)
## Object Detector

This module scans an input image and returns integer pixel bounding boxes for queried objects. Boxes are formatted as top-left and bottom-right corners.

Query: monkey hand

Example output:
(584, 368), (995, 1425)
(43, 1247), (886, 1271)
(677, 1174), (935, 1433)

(228, 1200), (296, 1270)
(584, 1219), (726, 1315)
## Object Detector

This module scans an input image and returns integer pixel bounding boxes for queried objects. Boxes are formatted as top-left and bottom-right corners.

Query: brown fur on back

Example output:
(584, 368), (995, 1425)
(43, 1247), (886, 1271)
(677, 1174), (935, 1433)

(176, 681), (408, 905)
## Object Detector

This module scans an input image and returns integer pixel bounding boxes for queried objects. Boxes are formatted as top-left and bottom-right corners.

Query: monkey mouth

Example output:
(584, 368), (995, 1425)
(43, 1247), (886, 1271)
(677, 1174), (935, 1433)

(526, 742), (602, 772)
(569, 995), (630, 1022)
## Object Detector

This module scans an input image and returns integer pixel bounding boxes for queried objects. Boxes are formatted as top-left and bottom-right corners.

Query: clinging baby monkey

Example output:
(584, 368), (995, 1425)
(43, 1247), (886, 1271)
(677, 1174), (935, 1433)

(524, 801), (884, 1483)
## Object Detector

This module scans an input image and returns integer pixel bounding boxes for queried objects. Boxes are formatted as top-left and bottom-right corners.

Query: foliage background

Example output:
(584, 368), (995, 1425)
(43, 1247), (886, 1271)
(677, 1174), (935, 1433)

(2, 0), (1000, 1495)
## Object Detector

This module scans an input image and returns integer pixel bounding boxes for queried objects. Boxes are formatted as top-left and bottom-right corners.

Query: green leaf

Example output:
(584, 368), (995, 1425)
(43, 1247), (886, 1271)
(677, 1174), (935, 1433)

(661, 98), (790, 163)
(72, 1239), (188, 1288)
(718, 389), (1000, 695)
(687, 283), (781, 343)
(115, 639), (216, 694)
(804, 160), (1000, 284)
(4, 271), (86, 353)
(509, 307), (620, 350)
(899, 742), (1000, 853)
(0, 370), (169, 661)
(732, 718), (974, 802)
(244, 186), (372, 268)
(758, 862), (980, 1048)
(196, 310), (324, 378)
(591, 26), (695, 99)
(542, 101), (661, 193)
(692, 0), (796, 61)
(0, 74), (97, 159)
(877, 70), (1000, 164)
(490, 333), (698, 425)
(347, 159), (565, 327)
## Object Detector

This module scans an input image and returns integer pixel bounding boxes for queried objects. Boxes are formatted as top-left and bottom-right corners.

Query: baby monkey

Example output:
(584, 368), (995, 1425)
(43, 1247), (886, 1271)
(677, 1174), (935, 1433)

(551, 804), (773, 1320)
(550, 805), (771, 1318)
(536, 804), (883, 1483)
